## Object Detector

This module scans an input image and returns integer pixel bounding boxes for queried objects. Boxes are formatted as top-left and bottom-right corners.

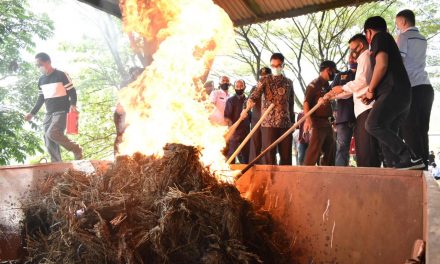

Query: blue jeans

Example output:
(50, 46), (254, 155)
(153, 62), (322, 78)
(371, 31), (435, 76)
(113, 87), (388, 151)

(298, 143), (308, 165)
(335, 122), (354, 166)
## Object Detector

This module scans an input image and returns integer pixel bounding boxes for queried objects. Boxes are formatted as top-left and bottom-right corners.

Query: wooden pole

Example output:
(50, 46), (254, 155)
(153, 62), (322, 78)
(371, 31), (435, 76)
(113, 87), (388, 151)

(224, 105), (252, 142)
(226, 103), (275, 164)
(235, 100), (324, 180)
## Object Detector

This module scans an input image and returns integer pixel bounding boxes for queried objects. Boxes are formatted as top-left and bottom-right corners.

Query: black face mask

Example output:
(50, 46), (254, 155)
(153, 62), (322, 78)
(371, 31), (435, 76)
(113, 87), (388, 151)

(235, 90), (244, 96)
(220, 83), (229, 90)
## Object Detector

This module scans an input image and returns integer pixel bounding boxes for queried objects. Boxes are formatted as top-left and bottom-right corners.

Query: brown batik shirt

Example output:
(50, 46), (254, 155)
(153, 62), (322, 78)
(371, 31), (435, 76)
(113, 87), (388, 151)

(249, 75), (295, 128)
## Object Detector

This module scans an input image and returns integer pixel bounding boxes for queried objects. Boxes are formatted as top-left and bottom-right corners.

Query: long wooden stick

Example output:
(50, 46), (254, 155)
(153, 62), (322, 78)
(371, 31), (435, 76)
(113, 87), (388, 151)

(226, 103), (275, 165)
(224, 105), (251, 142)
(235, 100), (324, 180)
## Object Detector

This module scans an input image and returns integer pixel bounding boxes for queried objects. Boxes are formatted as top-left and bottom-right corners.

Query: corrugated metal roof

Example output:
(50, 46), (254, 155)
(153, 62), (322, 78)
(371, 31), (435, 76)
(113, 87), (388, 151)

(77, 0), (375, 26)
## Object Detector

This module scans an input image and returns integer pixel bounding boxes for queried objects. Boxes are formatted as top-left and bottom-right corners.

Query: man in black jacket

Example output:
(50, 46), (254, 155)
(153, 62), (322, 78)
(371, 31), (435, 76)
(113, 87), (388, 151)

(224, 79), (250, 164)
(330, 57), (356, 166)
(359, 16), (424, 169)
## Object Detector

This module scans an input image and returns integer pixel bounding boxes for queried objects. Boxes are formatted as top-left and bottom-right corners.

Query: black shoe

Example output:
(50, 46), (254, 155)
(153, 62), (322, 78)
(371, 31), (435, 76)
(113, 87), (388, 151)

(396, 157), (425, 170)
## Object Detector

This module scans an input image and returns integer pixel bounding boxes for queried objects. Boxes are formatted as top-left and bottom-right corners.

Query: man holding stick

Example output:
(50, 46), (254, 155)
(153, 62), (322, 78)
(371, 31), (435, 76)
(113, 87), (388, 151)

(302, 61), (338, 166)
(224, 80), (250, 164)
(322, 34), (381, 167)
(244, 53), (295, 165)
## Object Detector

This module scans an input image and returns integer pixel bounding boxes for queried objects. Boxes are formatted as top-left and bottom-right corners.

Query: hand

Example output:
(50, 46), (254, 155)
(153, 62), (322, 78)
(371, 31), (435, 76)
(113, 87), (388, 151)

(240, 109), (248, 120)
(246, 99), (255, 110)
(358, 90), (374, 105)
(332, 86), (343, 94)
(322, 93), (332, 102)
(303, 118), (312, 133)
(24, 113), (33, 121)
(70, 105), (78, 113)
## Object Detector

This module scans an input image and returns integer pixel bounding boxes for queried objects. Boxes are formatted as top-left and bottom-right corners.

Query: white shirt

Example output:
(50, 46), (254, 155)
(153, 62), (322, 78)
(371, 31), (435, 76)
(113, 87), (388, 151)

(396, 27), (430, 87)
(432, 167), (440, 177)
(209, 89), (230, 125)
(338, 49), (373, 118)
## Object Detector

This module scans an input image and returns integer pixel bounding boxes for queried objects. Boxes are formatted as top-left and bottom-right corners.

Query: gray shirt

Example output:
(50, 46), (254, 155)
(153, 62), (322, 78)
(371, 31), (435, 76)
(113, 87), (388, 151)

(396, 27), (430, 87)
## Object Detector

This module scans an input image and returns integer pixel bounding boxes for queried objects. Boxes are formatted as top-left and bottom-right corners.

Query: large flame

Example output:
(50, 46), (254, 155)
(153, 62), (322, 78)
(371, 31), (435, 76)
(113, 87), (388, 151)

(118, 0), (235, 173)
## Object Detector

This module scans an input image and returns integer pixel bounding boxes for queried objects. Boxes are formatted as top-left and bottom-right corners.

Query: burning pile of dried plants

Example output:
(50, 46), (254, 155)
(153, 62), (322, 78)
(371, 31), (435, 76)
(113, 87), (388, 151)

(21, 144), (290, 264)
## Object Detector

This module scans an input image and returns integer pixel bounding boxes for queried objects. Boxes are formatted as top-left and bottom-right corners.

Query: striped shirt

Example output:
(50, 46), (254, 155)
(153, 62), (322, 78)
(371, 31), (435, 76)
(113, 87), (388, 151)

(396, 27), (431, 87)
(31, 69), (77, 115)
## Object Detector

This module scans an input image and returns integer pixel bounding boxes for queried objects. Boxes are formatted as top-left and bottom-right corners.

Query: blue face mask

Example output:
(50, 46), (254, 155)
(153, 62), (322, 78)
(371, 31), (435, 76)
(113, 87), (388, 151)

(349, 63), (358, 70)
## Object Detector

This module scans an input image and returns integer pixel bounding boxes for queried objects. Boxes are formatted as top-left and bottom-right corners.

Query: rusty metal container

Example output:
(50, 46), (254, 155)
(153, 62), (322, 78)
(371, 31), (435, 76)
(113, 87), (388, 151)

(1, 163), (439, 263)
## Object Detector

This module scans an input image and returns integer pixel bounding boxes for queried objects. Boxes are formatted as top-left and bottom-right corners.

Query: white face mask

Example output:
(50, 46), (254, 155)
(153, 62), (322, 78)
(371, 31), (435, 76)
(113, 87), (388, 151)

(39, 66), (47, 75)
(272, 67), (283, 76)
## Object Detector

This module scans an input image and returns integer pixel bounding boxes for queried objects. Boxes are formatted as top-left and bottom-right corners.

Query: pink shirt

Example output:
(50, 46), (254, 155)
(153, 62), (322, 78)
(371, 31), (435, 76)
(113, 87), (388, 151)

(209, 89), (229, 125)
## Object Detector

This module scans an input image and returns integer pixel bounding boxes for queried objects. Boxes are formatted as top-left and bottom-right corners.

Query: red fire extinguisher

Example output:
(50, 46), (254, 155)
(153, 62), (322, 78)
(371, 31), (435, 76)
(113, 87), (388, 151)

(66, 110), (79, 135)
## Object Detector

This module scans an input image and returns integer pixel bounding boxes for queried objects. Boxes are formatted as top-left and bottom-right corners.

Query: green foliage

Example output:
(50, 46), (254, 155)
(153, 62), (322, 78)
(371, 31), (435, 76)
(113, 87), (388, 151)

(0, 0), (53, 76)
(0, 0), (53, 164)
(58, 33), (133, 160)
(0, 109), (43, 165)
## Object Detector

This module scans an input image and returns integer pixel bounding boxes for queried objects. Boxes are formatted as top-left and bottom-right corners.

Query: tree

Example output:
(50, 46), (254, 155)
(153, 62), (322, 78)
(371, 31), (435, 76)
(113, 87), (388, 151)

(0, 108), (43, 165)
(55, 4), (139, 160)
(0, 0), (53, 77)
(226, 1), (397, 108)
(0, 0), (53, 165)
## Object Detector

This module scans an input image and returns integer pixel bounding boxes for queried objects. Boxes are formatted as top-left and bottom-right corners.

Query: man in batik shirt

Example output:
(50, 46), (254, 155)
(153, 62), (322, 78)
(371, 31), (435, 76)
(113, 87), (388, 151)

(245, 53), (295, 165)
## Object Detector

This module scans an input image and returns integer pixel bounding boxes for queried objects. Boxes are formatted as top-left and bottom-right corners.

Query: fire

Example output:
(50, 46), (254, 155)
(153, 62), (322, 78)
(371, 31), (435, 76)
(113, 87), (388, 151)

(118, 0), (235, 174)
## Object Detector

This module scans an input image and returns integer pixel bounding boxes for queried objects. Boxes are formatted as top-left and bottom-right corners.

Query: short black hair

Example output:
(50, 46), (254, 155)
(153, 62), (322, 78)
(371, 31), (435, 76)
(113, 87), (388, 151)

(35, 52), (51, 62)
(270, 53), (285, 63)
(319, 60), (337, 72)
(364, 16), (387, 32)
(396, 9), (415, 26)
(259, 67), (272, 75)
(348, 34), (368, 47)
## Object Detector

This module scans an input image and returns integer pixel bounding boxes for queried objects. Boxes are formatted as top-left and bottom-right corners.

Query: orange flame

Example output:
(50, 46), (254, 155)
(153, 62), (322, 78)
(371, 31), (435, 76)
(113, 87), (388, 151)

(118, 0), (234, 174)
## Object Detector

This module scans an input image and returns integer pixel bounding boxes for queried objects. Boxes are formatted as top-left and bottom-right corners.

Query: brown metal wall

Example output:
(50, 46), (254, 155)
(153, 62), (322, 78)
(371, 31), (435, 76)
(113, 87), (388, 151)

(0, 161), (110, 261)
(1, 163), (428, 263)
(234, 165), (425, 264)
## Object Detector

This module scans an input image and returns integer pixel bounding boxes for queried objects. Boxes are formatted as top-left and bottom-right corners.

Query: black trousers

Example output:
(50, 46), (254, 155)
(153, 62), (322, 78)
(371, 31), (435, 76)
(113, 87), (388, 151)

(226, 136), (250, 164)
(303, 126), (335, 166)
(249, 122), (262, 164)
(365, 92), (411, 167)
(261, 127), (292, 165)
(400, 84), (434, 167)
(354, 109), (381, 167)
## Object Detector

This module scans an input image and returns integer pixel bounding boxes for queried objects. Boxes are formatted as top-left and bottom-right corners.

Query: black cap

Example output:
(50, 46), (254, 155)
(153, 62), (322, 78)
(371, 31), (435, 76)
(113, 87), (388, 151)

(319, 60), (339, 72)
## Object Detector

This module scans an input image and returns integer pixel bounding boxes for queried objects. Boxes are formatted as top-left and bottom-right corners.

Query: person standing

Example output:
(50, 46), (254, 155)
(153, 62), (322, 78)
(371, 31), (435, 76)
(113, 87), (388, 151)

(359, 16), (424, 169)
(248, 67), (272, 163)
(209, 76), (231, 126)
(303, 61), (338, 166)
(245, 53), (295, 165)
(396, 10), (434, 168)
(114, 66), (144, 155)
(25, 52), (82, 162)
(296, 111), (310, 165)
(323, 34), (381, 167)
(428, 151), (435, 166)
(224, 80), (250, 164)
(330, 57), (356, 166)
